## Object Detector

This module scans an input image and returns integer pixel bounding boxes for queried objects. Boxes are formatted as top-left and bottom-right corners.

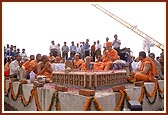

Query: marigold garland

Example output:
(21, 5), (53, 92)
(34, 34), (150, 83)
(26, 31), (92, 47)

(9, 81), (21, 101)
(123, 89), (131, 101)
(46, 91), (55, 111)
(5, 79), (164, 111)
(21, 88), (34, 106)
(144, 81), (158, 97)
(114, 90), (125, 111)
(93, 98), (103, 111)
(138, 85), (145, 103)
(84, 96), (93, 111)
(144, 87), (157, 105)
(156, 81), (164, 93)
(55, 91), (61, 111)
(33, 87), (42, 111)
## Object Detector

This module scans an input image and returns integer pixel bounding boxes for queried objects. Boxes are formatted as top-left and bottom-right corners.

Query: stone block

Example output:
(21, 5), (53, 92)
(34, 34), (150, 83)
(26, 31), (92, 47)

(79, 89), (95, 96)
(55, 85), (68, 92)
(134, 81), (144, 87)
(112, 85), (125, 92)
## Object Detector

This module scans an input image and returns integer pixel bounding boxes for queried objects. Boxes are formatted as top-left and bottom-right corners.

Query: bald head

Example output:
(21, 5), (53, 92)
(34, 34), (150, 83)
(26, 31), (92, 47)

(42, 55), (49, 63)
(85, 56), (91, 64)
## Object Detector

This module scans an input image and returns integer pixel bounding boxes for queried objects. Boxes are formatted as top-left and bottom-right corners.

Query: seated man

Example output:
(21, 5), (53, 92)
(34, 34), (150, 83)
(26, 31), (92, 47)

(55, 54), (64, 63)
(37, 55), (53, 79)
(81, 56), (93, 71)
(9, 54), (25, 80)
(94, 42), (119, 70)
(29, 54), (41, 77)
(93, 55), (102, 71)
(74, 53), (84, 69)
(23, 55), (35, 78)
(48, 52), (55, 63)
(135, 51), (158, 82)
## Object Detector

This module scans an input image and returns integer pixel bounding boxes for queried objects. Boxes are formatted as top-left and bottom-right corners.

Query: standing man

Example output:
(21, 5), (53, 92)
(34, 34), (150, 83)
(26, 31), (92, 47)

(6, 47), (15, 58)
(84, 39), (90, 57)
(76, 43), (81, 54)
(112, 34), (121, 55)
(91, 41), (96, 62)
(50, 40), (58, 57)
(80, 42), (85, 59)
(95, 40), (102, 60)
(57, 44), (61, 56)
(70, 41), (77, 57)
(149, 53), (162, 79)
(62, 42), (69, 60)
(20, 48), (28, 62)
(103, 37), (109, 53)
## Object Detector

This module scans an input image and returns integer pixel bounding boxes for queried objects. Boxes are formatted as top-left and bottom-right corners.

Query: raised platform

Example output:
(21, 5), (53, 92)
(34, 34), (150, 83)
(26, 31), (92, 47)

(4, 78), (164, 111)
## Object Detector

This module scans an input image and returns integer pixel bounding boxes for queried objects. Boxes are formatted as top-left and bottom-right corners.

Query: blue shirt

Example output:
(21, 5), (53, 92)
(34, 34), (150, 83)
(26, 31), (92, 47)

(84, 42), (90, 51)
(6, 51), (15, 57)
(70, 45), (77, 52)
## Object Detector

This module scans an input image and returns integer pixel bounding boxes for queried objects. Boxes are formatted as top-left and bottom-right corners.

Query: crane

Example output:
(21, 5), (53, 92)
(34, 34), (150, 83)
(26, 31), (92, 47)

(92, 4), (164, 50)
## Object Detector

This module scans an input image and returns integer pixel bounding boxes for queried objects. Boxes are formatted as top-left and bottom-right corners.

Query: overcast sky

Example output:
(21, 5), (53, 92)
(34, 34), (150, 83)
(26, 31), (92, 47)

(2, 2), (166, 57)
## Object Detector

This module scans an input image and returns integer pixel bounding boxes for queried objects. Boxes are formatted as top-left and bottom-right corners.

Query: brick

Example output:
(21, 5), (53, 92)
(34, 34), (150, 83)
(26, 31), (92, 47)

(134, 81), (144, 87)
(112, 85), (125, 92)
(79, 89), (95, 96)
(34, 81), (44, 87)
(55, 85), (68, 92)
(19, 80), (28, 84)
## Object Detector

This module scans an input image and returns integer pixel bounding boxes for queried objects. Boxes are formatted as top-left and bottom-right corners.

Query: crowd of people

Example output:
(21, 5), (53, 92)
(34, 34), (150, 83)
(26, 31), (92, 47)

(4, 34), (164, 82)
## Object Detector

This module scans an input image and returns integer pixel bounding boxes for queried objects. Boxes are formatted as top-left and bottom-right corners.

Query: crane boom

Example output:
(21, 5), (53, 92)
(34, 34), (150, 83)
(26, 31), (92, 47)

(92, 4), (164, 50)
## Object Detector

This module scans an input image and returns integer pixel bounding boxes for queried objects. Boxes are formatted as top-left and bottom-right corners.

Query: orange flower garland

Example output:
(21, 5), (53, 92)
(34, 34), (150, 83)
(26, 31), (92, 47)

(138, 85), (145, 103)
(84, 96), (92, 111)
(21, 88), (34, 106)
(114, 90), (125, 111)
(9, 81), (20, 100)
(93, 98), (103, 111)
(123, 89), (131, 101)
(46, 93), (54, 111)
(157, 81), (164, 93)
(33, 87), (42, 111)
(54, 91), (61, 111)
(145, 81), (158, 97)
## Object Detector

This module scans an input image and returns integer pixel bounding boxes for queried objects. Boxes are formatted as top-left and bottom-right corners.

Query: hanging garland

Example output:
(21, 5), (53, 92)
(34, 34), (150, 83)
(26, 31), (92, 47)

(144, 81), (158, 97)
(46, 91), (56, 111)
(84, 96), (94, 111)
(138, 85), (145, 105)
(9, 81), (22, 101)
(157, 81), (164, 93)
(114, 90), (125, 111)
(144, 87), (157, 105)
(55, 90), (61, 111)
(123, 89), (131, 101)
(93, 98), (103, 111)
(158, 90), (164, 99)
(33, 87), (42, 111)
(21, 88), (34, 106)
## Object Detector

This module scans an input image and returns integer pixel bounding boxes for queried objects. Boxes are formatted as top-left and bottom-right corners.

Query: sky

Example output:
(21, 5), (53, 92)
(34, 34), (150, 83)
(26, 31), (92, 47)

(2, 2), (166, 58)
